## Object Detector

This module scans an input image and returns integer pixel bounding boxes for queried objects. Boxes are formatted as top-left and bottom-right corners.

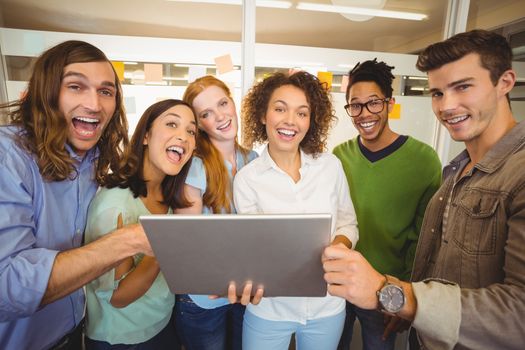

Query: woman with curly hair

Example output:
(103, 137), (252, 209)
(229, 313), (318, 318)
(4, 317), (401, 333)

(233, 71), (359, 350)
(174, 75), (261, 350)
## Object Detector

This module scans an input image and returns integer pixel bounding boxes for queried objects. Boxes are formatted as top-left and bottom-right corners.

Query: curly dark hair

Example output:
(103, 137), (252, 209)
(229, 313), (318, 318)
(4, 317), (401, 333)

(241, 71), (336, 156)
(346, 58), (395, 101)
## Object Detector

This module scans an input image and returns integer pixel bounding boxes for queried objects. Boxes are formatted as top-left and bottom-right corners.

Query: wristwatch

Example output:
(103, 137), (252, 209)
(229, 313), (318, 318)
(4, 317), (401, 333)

(377, 274), (406, 313)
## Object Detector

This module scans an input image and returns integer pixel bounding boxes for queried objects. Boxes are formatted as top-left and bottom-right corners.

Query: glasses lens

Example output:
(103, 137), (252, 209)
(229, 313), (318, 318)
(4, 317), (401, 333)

(348, 104), (362, 117)
(367, 99), (385, 113)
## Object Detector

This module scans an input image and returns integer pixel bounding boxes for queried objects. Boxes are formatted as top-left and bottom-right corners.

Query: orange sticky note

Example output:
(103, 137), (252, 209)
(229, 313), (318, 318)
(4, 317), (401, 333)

(144, 63), (163, 83)
(317, 71), (333, 90)
(214, 54), (234, 75)
(389, 103), (401, 119)
(111, 61), (125, 81)
(340, 75), (349, 93)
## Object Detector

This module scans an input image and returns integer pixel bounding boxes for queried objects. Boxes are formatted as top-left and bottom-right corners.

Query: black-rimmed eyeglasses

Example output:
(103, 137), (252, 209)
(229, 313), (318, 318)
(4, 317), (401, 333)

(344, 98), (391, 118)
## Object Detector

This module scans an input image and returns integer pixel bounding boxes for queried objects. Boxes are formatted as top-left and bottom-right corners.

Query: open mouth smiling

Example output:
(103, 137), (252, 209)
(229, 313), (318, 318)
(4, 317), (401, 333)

(445, 115), (469, 125)
(359, 120), (378, 129)
(72, 117), (100, 136)
(167, 145), (185, 162)
(217, 120), (232, 131)
(277, 128), (297, 138)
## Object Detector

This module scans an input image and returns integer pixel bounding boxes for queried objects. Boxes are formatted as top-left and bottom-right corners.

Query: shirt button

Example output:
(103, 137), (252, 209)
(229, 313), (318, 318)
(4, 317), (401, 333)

(431, 229), (435, 233)
(439, 197), (443, 201)
(452, 167), (456, 171)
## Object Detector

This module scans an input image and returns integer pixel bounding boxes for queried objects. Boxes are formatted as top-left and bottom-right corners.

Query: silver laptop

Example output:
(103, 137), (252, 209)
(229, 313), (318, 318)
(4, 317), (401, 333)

(140, 213), (332, 297)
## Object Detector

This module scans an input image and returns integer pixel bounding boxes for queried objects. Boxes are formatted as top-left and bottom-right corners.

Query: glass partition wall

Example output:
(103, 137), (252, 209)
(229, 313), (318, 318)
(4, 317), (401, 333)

(1, 0), (525, 163)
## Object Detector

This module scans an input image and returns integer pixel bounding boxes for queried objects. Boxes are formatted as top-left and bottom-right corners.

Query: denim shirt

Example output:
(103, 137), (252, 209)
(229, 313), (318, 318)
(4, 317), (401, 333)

(0, 126), (99, 350)
(411, 121), (525, 349)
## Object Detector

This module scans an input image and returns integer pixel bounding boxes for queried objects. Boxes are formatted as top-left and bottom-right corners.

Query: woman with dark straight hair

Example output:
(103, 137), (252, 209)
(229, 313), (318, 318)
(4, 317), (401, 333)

(84, 99), (197, 350)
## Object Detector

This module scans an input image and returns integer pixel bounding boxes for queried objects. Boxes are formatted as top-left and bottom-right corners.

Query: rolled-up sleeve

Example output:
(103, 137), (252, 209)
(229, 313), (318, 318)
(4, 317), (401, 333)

(412, 280), (461, 350)
(333, 159), (359, 248)
(0, 160), (57, 321)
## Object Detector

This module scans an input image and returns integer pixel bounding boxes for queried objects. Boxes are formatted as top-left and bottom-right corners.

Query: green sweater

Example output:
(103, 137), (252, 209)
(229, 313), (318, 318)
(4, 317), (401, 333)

(333, 137), (442, 280)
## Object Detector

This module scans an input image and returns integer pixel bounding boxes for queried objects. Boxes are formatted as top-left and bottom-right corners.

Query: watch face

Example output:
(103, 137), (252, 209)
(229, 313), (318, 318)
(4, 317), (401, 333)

(379, 284), (405, 313)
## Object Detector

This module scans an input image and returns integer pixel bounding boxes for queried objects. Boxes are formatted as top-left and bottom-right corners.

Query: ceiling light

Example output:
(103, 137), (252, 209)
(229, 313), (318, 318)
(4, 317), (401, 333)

(331, 0), (385, 22)
(260, 60), (325, 67)
(258, 0), (292, 9)
(166, 0), (292, 9)
(167, 0), (240, 5)
(406, 76), (428, 80)
(296, 2), (427, 21)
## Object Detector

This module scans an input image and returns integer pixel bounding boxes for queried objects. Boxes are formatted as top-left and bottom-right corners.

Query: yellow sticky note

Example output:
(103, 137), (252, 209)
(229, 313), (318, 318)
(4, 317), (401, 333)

(317, 71), (333, 90)
(214, 54), (234, 75)
(389, 103), (401, 119)
(111, 61), (125, 81)
(340, 75), (349, 93)
(144, 63), (163, 83)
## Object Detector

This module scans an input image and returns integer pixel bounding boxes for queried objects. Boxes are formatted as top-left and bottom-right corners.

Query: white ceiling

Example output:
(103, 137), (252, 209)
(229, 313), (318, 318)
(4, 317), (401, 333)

(0, 0), (524, 53)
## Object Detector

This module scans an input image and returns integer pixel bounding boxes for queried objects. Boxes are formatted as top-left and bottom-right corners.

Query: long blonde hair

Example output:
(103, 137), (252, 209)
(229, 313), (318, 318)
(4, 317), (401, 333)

(183, 76), (249, 213)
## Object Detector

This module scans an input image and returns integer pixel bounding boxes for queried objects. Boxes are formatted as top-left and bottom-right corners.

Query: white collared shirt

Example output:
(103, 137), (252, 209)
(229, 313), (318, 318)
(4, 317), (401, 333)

(233, 146), (359, 323)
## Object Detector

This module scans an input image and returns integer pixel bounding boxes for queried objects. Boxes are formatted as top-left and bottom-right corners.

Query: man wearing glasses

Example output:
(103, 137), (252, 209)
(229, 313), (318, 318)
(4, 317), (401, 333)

(332, 59), (442, 350)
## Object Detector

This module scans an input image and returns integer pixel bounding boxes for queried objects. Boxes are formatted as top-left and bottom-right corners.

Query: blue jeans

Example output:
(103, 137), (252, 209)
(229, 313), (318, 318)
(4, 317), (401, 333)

(337, 302), (396, 350)
(174, 294), (244, 350)
(243, 309), (345, 350)
(85, 317), (180, 350)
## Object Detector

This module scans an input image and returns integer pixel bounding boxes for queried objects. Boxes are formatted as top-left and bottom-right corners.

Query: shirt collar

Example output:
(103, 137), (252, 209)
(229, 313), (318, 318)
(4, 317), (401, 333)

(65, 143), (99, 170)
(445, 121), (525, 175)
(255, 145), (315, 173)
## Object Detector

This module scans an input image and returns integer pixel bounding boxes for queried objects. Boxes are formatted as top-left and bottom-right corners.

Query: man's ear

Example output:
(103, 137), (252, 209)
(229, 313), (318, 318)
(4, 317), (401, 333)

(498, 69), (516, 98)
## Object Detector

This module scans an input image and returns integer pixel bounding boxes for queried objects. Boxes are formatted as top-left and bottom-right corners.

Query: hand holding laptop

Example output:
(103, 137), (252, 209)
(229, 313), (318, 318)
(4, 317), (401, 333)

(208, 281), (264, 305)
(227, 281), (264, 305)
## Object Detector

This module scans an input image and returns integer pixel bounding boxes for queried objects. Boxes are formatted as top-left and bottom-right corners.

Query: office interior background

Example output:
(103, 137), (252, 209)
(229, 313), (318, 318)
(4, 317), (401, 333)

(1, 0), (525, 165)
(0, 0), (524, 348)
